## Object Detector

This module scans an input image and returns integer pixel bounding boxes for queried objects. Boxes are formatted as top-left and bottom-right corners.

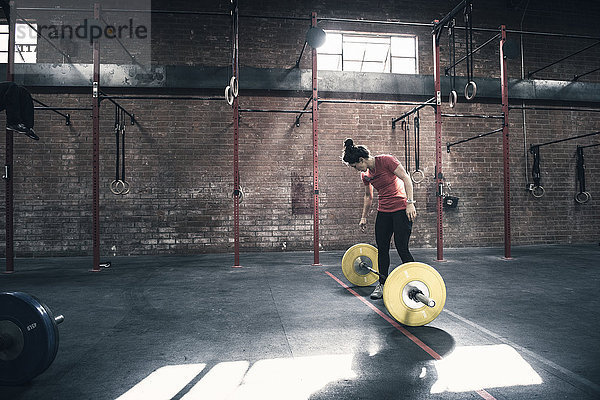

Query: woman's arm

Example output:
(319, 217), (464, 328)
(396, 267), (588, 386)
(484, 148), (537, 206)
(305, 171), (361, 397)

(394, 164), (417, 221)
(359, 183), (373, 232)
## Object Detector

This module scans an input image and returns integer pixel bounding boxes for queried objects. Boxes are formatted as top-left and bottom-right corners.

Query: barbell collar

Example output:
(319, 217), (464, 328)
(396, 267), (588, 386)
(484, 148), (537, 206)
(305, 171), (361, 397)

(408, 287), (436, 308)
(359, 262), (386, 279)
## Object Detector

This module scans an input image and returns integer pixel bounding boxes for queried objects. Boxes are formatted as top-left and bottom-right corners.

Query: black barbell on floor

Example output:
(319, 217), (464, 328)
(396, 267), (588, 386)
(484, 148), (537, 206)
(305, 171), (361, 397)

(0, 292), (64, 386)
(341, 244), (446, 326)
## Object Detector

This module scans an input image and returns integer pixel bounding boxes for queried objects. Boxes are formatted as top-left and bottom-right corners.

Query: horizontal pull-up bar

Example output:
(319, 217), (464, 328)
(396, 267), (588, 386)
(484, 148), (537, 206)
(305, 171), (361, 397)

(528, 41), (600, 78)
(442, 113), (504, 119)
(320, 99), (434, 106)
(433, 0), (470, 36)
(295, 97), (313, 127)
(239, 109), (312, 114)
(99, 95), (223, 101)
(579, 142), (600, 149)
(391, 97), (436, 128)
(445, 33), (500, 75)
(99, 93), (136, 124)
(447, 127), (503, 152)
(509, 106), (600, 113)
(530, 130), (600, 150)
(32, 98), (72, 125)
(573, 66), (600, 81)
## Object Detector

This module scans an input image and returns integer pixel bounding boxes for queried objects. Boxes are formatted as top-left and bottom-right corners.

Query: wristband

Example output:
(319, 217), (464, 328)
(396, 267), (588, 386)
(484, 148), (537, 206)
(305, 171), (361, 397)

(406, 199), (416, 204)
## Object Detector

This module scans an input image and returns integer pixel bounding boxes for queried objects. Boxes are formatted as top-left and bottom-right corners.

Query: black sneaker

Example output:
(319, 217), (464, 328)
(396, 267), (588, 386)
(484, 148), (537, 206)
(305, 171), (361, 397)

(7, 123), (28, 133)
(24, 127), (39, 140)
(7, 124), (39, 140)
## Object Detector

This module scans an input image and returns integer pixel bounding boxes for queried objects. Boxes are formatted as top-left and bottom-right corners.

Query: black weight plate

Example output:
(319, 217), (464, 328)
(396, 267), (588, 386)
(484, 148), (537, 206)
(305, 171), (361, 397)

(30, 295), (61, 378)
(0, 292), (58, 385)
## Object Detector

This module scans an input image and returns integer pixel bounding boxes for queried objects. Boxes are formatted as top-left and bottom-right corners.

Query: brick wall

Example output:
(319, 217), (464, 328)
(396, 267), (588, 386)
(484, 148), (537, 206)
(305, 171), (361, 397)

(1, 0), (599, 258)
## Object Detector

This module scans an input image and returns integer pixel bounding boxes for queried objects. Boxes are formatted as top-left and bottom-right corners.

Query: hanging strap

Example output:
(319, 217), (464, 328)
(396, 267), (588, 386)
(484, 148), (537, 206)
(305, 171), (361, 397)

(530, 145), (545, 198)
(110, 106), (130, 195)
(463, 3), (477, 100)
(575, 146), (591, 203)
(448, 19), (458, 107)
(411, 110), (425, 183)
(402, 117), (411, 174)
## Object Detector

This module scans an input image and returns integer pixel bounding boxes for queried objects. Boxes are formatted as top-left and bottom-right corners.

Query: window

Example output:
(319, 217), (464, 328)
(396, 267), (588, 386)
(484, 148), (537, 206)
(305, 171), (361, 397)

(318, 31), (418, 74)
(1, 22), (38, 63)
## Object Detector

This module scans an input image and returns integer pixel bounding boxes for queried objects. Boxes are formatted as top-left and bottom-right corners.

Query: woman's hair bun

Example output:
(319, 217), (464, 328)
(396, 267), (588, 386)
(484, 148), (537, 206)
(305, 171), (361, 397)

(344, 138), (354, 148)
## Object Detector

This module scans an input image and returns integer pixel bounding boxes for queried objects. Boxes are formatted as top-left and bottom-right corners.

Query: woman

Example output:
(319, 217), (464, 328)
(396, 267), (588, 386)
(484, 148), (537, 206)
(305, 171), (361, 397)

(342, 138), (416, 299)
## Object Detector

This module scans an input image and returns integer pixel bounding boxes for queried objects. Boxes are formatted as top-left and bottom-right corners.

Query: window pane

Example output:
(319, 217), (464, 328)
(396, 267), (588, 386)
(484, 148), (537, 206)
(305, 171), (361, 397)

(392, 57), (416, 74)
(361, 61), (386, 73)
(319, 54), (342, 71)
(344, 61), (362, 72)
(364, 43), (389, 62)
(0, 34), (8, 52)
(344, 42), (366, 61)
(318, 33), (342, 55)
(391, 36), (415, 57)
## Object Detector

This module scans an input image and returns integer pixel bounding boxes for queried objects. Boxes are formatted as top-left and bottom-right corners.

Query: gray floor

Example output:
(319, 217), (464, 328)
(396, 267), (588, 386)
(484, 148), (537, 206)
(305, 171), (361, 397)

(1, 244), (599, 400)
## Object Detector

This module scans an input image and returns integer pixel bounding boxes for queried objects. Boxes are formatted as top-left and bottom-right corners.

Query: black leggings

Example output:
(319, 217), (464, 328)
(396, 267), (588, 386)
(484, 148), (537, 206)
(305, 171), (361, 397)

(375, 209), (414, 284)
(0, 82), (34, 128)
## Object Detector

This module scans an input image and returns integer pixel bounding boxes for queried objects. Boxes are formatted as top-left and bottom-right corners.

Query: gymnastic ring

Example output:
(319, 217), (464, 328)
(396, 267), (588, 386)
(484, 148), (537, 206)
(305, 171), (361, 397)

(575, 191), (591, 204)
(449, 90), (457, 108)
(232, 188), (244, 204)
(531, 185), (545, 198)
(225, 85), (234, 106)
(464, 81), (477, 100)
(110, 179), (125, 195)
(411, 169), (425, 184)
(120, 180), (130, 195)
(229, 76), (238, 98)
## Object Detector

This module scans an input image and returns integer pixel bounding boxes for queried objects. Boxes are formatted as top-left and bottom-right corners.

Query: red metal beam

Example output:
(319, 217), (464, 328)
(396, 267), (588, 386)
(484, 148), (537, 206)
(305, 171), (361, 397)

(433, 22), (444, 262)
(232, 0), (241, 268)
(311, 12), (321, 265)
(500, 25), (512, 259)
(91, 3), (101, 271)
(4, 0), (15, 273)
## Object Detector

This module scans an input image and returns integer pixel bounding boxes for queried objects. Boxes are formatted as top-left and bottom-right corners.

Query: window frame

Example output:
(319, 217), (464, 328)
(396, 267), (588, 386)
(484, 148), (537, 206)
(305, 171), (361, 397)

(317, 30), (418, 74)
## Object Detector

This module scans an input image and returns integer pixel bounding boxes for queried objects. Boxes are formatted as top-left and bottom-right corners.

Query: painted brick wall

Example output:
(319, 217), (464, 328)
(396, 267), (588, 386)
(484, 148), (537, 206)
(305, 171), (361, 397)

(1, 0), (599, 258)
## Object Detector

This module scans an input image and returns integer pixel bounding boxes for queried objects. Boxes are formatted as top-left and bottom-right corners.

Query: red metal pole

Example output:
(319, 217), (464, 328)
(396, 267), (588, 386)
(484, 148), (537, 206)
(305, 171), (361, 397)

(500, 25), (512, 259)
(91, 3), (101, 271)
(311, 12), (321, 266)
(4, 0), (15, 273)
(232, 0), (241, 267)
(433, 24), (444, 262)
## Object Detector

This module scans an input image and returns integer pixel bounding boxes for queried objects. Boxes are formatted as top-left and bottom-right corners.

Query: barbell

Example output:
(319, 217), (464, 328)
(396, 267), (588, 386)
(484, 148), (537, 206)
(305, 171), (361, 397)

(0, 292), (64, 385)
(341, 243), (446, 326)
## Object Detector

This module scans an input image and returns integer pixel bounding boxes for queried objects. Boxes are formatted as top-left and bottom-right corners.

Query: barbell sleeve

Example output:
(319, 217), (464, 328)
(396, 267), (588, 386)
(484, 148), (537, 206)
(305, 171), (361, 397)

(409, 287), (436, 308)
(55, 315), (65, 324)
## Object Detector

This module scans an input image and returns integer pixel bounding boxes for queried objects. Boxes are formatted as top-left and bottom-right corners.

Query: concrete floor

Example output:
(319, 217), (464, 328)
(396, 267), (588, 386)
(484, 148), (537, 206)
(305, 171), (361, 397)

(1, 244), (599, 400)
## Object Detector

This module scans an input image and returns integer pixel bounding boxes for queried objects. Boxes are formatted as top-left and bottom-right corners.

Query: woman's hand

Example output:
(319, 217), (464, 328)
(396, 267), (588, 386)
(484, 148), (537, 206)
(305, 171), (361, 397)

(406, 203), (417, 221)
(359, 217), (367, 233)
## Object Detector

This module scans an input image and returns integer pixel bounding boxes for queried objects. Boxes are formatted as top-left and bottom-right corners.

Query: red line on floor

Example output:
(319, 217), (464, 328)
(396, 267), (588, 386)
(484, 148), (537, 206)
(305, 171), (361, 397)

(325, 271), (497, 400)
